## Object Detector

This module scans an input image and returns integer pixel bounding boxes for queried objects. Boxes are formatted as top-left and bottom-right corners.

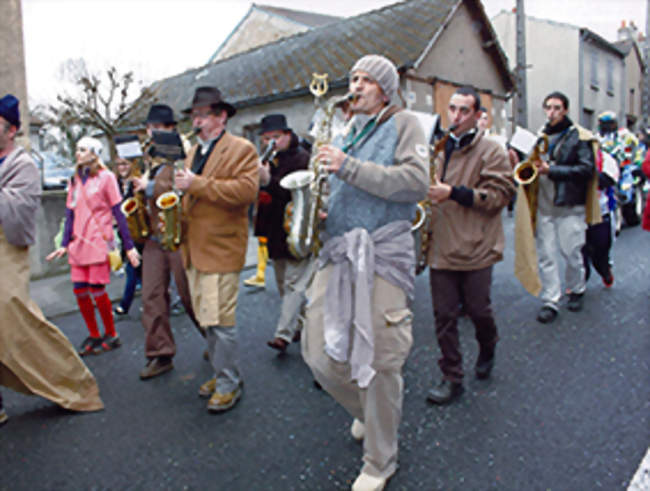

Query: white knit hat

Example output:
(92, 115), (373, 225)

(77, 136), (104, 157)
(350, 54), (399, 101)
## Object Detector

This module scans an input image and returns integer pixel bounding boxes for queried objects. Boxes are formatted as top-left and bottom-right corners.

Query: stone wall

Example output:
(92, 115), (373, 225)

(29, 190), (70, 279)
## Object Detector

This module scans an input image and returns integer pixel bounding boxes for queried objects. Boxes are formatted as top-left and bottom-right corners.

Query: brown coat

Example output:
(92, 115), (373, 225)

(181, 131), (259, 273)
(427, 130), (515, 271)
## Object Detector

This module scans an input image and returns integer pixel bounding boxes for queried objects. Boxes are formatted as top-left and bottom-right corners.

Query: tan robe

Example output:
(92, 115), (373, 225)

(0, 228), (103, 411)
(514, 126), (602, 296)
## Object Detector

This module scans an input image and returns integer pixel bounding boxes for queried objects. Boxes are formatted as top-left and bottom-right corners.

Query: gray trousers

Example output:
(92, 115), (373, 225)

(206, 325), (241, 394)
(272, 257), (313, 342)
(302, 265), (413, 480)
(536, 208), (586, 309)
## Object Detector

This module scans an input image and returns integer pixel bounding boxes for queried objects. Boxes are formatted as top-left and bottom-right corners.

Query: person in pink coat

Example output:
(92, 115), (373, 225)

(48, 137), (140, 356)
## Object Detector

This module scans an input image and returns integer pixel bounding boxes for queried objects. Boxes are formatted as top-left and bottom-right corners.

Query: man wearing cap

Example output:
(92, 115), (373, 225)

(0, 94), (104, 421)
(175, 87), (258, 413)
(131, 104), (199, 380)
(300, 55), (428, 490)
(255, 114), (311, 353)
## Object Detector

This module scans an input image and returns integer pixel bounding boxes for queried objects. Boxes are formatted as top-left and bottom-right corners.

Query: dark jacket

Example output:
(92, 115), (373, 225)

(257, 132), (310, 259)
(543, 118), (595, 207)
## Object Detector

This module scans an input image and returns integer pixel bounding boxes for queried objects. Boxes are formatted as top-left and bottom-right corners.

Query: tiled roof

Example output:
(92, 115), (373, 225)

(123, 0), (510, 125)
(256, 4), (341, 27)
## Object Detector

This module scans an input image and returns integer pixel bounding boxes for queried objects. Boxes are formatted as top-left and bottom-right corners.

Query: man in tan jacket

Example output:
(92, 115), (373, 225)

(175, 87), (259, 413)
(426, 86), (515, 405)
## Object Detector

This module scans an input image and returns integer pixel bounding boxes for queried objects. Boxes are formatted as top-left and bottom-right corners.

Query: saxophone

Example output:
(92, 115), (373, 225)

(154, 128), (199, 251)
(514, 133), (549, 233)
(120, 158), (150, 243)
(280, 73), (354, 259)
(414, 124), (457, 275)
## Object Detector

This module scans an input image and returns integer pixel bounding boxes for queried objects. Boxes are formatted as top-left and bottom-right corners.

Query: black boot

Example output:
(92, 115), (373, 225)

(426, 380), (464, 405)
(475, 349), (495, 380)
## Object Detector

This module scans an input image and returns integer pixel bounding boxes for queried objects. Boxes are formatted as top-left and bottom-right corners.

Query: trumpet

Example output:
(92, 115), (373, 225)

(260, 139), (278, 166)
(513, 134), (549, 186)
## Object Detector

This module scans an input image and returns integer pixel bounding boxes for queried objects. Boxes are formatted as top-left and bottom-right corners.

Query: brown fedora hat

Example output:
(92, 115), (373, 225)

(182, 86), (236, 117)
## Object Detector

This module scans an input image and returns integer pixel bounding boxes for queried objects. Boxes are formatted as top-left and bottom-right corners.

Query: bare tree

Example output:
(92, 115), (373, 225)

(43, 59), (156, 162)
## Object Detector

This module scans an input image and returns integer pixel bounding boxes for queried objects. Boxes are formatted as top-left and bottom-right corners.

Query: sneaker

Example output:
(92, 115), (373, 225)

(198, 377), (216, 398)
(602, 270), (614, 288)
(0, 409), (8, 426)
(101, 334), (122, 352)
(114, 305), (127, 316)
(243, 275), (265, 288)
(351, 472), (387, 491)
(139, 357), (174, 380)
(567, 292), (584, 312)
(350, 418), (365, 441)
(78, 336), (103, 356)
(207, 386), (242, 413)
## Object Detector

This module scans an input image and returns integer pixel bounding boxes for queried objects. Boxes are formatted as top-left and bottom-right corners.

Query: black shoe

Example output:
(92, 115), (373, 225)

(101, 334), (122, 351)
(567, 292), (584, 312)
(475, 351), (494, 380)
(536, 306), (558, 324)
(426, 380), (464, 405)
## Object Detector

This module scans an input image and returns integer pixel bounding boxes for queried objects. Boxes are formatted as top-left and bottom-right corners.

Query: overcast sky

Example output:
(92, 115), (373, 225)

(22, 0), (646, 107)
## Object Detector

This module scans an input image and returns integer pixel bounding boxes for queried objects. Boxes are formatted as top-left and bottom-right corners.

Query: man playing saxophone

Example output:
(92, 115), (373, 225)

(424, 87), (515, 406)
(175, 87), (258, 413)
(301, 55), (428, 491)
(255, 114), (311, 353)
(131, 104), (199, 380)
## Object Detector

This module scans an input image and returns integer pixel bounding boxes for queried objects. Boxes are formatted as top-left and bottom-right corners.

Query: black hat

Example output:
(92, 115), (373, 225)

(182, 86), (236, 118)
(145, 104), (176, 125)
(259, 114), (290, 134)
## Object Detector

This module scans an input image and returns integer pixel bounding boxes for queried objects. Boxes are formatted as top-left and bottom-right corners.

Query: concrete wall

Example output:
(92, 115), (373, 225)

(581, 36), (626, 132)
(213, 9), (308, 62)
(419, 3), (510, 98)
(492, 11), (626, 133)
(29, 190), (70, 279)
(492, 12), (580, 132)
(623, 47), (644, 127)
(0, 0), (30, 148)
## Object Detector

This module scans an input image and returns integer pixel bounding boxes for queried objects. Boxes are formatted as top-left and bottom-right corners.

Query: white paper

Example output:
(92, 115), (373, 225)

(116, 140), (143, 159)
(509, 126), (538, 155)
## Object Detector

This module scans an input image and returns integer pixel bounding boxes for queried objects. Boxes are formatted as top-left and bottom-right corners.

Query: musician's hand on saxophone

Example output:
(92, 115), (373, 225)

(175, 168), (195, 191)
(428, 182), (452, 204)
(132, 173), (149, 193)
(534, 158), (550, 175)
(317, 144), (346, 173)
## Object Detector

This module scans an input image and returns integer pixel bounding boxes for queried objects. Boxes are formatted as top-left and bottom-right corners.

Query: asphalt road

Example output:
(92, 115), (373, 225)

(1, 215), (648, 490)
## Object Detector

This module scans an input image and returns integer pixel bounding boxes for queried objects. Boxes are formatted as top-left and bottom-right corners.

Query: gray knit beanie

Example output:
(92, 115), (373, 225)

(350, 54), (399, 101)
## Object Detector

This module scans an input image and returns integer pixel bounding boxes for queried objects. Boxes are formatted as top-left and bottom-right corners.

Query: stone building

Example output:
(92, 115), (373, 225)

(122, 0), (514, 144)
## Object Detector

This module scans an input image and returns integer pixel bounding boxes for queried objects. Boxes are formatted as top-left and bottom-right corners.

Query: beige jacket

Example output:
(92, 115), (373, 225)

(427, 130), (515, 271)
(181, 131), (259, 274)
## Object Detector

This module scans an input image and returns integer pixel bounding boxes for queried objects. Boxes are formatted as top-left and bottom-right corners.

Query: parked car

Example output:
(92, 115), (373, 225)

(31, 150), (75, 190)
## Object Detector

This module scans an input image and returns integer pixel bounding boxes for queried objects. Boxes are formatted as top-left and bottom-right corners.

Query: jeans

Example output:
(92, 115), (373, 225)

(119, 262), (142, 313)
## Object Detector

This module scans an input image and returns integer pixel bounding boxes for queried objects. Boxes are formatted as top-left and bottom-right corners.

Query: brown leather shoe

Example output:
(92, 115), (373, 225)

(266, 337), (288, 352)
(139, 357), (173, 380)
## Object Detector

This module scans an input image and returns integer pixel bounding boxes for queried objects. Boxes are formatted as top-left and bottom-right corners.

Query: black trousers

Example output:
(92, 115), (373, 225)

(429, 266), (498, 383)
(582, 214), (612, 282)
